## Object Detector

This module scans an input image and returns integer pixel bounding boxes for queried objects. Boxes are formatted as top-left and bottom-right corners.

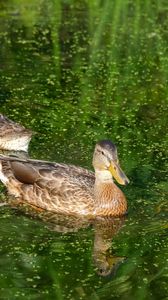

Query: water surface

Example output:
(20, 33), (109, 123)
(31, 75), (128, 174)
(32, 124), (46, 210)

(0, 0), (167, 299)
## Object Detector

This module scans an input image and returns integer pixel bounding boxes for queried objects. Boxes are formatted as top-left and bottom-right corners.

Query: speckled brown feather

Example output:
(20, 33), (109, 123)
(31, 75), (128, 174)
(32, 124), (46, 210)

(94, 182), (127, 216)
(0, 158), (95, 215)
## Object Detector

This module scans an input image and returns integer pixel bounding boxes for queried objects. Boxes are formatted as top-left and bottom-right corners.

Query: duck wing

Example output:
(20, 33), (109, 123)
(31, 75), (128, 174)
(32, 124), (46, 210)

(10, 160), (94, 186)
(0, 156), (95, 213)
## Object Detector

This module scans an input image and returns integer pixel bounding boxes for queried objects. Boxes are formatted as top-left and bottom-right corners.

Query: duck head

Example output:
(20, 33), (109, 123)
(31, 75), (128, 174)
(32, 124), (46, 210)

(92, 140), (129, 185)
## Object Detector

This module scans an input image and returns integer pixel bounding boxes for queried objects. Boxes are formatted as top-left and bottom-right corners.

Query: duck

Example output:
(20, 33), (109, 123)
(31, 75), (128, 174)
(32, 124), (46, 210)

(0, 114), (32, 152)
(0, 139), (129, 217)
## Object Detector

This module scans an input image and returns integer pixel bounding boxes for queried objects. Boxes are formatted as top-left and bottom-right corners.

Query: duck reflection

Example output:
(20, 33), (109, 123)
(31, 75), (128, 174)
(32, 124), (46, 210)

(93, 216), (126, 277)
(12, 204), (126, 277)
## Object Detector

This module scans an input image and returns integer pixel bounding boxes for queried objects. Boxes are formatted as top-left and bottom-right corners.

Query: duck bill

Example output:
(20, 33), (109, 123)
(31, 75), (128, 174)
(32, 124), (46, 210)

(108, 161), (129, 185)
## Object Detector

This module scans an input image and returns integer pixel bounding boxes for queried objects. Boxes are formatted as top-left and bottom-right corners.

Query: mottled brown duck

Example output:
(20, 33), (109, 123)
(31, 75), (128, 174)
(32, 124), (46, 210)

(0, 140), (129, 217)
(0, 114), (32, 152)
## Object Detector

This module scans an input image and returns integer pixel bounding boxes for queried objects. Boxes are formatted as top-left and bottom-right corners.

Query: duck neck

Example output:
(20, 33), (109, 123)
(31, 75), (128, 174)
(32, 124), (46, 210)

(94, 170), (127, 216)
(94, 170), (113, 184)
(94, 170), (114, 206)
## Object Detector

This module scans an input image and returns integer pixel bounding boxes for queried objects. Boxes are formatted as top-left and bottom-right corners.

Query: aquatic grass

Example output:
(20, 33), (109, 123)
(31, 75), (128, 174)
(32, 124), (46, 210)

(0, 1), (168, 298)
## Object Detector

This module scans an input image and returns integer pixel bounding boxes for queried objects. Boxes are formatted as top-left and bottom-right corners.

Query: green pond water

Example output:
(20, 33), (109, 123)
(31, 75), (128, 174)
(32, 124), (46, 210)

(0, 0), (168, 299)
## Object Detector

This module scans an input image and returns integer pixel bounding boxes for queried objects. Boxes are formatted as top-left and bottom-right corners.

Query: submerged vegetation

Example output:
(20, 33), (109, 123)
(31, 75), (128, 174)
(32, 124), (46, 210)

(0, 0), (167, 299)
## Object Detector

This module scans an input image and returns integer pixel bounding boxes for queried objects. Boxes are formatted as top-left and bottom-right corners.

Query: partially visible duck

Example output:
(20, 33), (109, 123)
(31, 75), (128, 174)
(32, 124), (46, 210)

(0, 114), (32, 152)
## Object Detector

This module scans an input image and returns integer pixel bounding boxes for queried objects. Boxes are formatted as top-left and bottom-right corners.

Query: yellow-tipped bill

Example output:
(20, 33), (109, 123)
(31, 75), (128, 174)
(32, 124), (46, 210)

(108, 161), (129, 185)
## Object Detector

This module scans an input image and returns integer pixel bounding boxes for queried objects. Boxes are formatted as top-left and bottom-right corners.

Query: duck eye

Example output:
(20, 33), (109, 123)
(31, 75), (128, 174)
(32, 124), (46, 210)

(101, 151), (104, 155)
